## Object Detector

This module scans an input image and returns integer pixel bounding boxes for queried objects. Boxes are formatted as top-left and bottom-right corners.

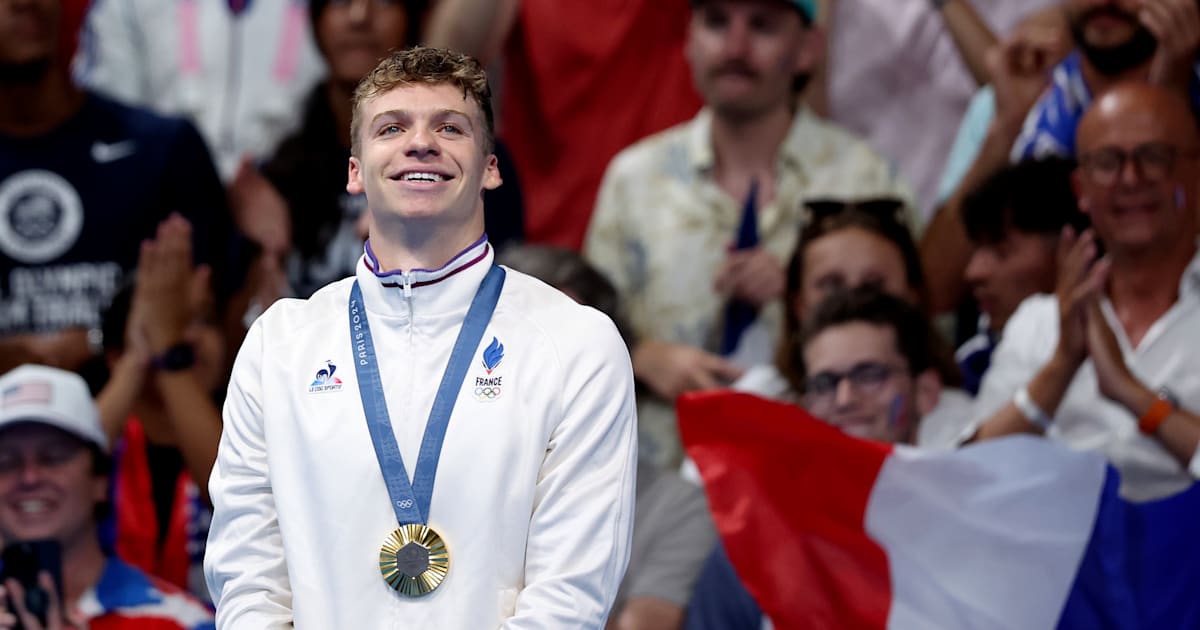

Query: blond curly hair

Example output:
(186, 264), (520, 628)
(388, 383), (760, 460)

(351, 46), (494, 156)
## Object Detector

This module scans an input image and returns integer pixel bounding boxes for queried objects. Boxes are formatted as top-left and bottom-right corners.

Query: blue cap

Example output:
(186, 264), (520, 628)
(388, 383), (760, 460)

(691, 0), (815, 22)
(788, 0), (816, 21)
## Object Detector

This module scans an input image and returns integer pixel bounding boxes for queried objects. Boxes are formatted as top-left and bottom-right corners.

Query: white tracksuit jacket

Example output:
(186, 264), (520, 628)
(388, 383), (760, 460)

(204, 239), (638, 628)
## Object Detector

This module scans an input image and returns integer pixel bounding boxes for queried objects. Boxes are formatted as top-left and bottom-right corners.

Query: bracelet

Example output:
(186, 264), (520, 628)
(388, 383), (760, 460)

(1014, 386), (1052, 431)
(1138, 398), (1173, 435)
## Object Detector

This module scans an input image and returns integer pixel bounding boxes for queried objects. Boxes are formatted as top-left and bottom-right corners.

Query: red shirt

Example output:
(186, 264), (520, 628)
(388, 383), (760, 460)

(501, 0), (701, 248)
(113, 418), (211, 605)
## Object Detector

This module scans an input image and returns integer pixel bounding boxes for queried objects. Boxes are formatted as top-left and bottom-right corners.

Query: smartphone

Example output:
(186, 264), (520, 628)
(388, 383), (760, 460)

(0, 540), (63, 629)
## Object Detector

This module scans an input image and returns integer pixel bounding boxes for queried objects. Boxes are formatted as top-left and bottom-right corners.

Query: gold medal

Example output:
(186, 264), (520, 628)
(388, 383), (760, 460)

(379, 524), (450, 596)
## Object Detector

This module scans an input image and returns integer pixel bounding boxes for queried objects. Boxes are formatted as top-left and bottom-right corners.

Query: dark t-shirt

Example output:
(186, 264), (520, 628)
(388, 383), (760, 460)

(0, 92), (233, 336)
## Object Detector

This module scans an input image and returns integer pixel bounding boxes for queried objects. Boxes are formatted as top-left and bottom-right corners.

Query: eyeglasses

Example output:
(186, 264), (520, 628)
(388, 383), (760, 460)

(1077, 142), (1200, 186)
(803, 361), (901, 404)
(802, 198), (907, 227)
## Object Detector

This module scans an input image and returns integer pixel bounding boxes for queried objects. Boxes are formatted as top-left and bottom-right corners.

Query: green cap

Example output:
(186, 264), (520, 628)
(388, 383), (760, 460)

(691, 0), (815, 22)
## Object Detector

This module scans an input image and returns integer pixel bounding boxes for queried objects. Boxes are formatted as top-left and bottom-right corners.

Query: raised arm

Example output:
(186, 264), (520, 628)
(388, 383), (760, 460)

(423, 0), (521, 64)
(204, 320), (293, 629)
(935, 0), (998, 86)
(922, 26), (1063, 311)
(504, 314), (638, 628)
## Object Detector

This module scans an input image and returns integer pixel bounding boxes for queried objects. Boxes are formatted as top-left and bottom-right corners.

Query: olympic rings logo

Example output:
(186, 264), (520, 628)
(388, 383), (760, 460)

(474, 386), (502, 400)
(397, 499), (414, 509)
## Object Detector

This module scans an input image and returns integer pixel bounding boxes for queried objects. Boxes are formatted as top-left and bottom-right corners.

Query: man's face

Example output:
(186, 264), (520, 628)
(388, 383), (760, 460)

(686, 0), (813, 120)
(0, 424), (105, 545)
(965, 230), (1058, 332)
(0, 0), (59, 69)
(1075, 97), (1200, 254)
(802, 322), (936, 444)
(316, 0), (410, 87)
(799, 228), (915, 316)
(347, 83), (501, 230)
(1064, 0), (1157, 75)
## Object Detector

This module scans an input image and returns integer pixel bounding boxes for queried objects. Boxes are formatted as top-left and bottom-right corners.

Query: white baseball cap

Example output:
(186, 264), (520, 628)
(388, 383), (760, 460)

(0, 365), (108, 451)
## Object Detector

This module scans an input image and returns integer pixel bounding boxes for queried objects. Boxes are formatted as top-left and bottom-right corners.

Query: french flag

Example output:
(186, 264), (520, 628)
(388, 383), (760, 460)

(678, 392), (1200, 630)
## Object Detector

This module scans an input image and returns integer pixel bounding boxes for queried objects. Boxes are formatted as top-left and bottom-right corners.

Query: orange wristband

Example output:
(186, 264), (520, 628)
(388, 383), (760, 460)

(1138, 398), (1172, 435)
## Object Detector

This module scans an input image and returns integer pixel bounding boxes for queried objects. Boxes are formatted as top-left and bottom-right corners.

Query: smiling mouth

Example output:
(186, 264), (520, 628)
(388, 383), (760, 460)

(11, 498), (54, 515)
(392, 171), (453, 183)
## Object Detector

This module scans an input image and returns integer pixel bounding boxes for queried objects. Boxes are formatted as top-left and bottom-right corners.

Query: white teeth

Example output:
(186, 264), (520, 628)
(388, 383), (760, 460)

(17, 500), (48, 513)
(400, 172), (447, 182)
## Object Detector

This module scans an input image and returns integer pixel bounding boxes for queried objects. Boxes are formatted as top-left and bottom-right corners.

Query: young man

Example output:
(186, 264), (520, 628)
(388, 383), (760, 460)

(0, 364), (214, 628)
(585, 0), (911, 468)
(967, 83), (1200, 502)
(204, 47), (638, 628)
(957, 157), (1088, 394)
(684, 287), (945, 628)
(238, 0), (524, 299)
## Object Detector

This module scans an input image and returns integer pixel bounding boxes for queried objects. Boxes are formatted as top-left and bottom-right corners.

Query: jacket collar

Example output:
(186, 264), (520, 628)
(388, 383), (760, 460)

(356, 234), (494, 318)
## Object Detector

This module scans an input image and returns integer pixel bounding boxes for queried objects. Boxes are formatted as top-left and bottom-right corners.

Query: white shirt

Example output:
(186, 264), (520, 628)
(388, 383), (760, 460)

(205, 239), (638, 628)
(967, 251), (1200, 501)
(75, 0), (326, 179)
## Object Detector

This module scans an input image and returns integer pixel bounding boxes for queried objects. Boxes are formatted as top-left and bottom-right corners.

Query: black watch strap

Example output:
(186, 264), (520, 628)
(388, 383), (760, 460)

(152, 343), (196, 372)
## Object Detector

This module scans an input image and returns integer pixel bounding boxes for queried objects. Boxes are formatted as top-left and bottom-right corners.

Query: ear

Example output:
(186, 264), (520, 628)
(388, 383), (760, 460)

(794, 23), (825, 76)
(482, 153), (502, 191)
(91, 473), (108, 507)
(347, 156), (364, 195)
(913, 368), (942, 419)
(1071, 170), (1091, 218)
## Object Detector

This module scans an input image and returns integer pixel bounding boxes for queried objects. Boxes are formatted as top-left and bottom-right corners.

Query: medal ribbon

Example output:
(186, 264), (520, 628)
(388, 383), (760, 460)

(349, 265), (506, 525)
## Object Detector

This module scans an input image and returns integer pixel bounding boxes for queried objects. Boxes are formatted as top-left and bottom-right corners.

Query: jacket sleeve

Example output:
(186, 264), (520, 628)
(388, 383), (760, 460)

(74, 0), (147, 104)
(502, 312), (639, 629)
(204, 320), (294, 629)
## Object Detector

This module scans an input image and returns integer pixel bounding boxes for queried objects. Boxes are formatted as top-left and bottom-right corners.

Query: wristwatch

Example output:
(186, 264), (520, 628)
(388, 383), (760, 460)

(931, 0), (954, 9)
(151, 343), (196, 372)
(1157, 386), (1181, 410)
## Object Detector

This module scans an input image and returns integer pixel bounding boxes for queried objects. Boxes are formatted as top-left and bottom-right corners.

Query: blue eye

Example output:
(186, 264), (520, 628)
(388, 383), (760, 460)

(439, 124), (463, 135)
(379, 124), (400, 136)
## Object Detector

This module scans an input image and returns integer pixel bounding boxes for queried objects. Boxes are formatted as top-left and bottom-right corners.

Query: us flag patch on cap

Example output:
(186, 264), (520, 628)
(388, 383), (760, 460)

(2, 381), (51, 407)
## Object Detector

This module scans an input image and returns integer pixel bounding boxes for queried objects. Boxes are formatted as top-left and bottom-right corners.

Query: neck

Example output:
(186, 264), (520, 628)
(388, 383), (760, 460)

(62, 528), (106, 606)
(367, 215), (486, 273)
(1107, 238), (1196, 328)
(1080, 58), (1150, 99)
(711, 105), (794, 173)
(325, 79), (355, 150)
(0, 66), (84, 137)
(131, 399), (175, 445)
(710, 105), (794, 203)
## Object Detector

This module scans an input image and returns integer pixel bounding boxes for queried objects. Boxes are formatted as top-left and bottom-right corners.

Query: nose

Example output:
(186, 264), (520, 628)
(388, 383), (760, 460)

(833, 376), (857, 409)
(348, 0), (370, 24)
(1118, 153), (1144, 187)
(404, 125), (440, 159)
(721, 17), (752, 58)
(17, 457), (43, 488)
(965, 249), (994, 285)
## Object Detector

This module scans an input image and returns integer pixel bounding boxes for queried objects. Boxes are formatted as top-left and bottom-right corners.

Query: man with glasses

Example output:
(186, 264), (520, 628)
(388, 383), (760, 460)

(966, 83), (1200, 501)
(684, 286), (944, 628)
(584, 0), (912, 468)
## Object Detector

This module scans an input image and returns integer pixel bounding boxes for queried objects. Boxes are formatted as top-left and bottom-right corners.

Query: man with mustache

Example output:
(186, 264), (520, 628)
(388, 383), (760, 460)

(584, 0), (913, 469)
(1013, 0), (1200, 158)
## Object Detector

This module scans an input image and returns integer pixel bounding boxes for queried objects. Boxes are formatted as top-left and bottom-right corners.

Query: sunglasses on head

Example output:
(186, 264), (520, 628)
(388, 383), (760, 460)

(802, 198), (907, 227)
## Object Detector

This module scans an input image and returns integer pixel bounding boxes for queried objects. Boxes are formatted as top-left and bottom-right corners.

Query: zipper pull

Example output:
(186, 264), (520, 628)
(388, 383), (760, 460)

(402, 272), (414, 299)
